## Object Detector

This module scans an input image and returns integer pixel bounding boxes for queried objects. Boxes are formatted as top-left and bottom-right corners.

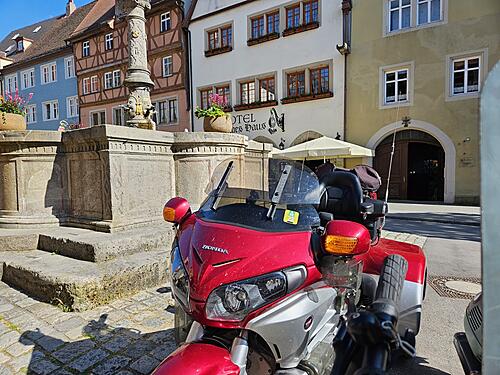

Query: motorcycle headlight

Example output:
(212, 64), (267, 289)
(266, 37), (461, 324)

(170, 245), (190, 312)
(206, 266), (307, 321)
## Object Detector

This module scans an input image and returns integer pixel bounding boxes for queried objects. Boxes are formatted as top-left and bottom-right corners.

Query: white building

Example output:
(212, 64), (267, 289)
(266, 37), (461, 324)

(188, 0), (346, 149)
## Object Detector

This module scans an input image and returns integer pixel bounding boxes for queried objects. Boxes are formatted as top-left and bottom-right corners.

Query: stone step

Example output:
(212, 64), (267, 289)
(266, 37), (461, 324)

(37, 225), (174, 262)
(0, 249), (170, 311)
(0, 229), (39, 251)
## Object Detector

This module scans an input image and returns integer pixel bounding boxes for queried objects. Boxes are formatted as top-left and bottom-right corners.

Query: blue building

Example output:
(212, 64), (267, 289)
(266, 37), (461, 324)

(0, 1), (94, 130)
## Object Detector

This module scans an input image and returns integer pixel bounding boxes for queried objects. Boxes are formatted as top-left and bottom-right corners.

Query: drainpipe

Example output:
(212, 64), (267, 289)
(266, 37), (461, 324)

(337, 0), (352, 140)
(187, 29), (194, 132)
(180, 0), (194, 132)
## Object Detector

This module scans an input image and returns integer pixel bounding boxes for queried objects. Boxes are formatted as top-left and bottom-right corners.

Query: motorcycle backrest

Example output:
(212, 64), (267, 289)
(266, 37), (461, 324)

(318, 171), (363, 219)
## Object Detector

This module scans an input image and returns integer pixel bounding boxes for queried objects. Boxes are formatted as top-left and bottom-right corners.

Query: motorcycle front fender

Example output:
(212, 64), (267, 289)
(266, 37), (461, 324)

(152, 342), (240, 375)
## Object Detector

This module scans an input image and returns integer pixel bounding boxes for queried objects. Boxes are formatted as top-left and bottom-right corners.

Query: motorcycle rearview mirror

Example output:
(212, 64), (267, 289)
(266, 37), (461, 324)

(163, 197), (191, 224)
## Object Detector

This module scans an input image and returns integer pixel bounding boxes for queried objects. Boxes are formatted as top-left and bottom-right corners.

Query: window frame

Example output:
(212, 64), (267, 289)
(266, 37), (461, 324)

(199, 87), (213, 110)
(66, 96), (79, 118)
(112, 106), (125, 126)
(240, 80), (256, 105)
(259, 76), (276, 102)
(446, 49), (488, 102)
(4, 74), (17, 95)
(251, 15), (265, 39)
(90, 109), (106, 126)
(25, 104), (37, 124)
(82, 77), (91, 95)
(21, 68), (35, 90)
(215, 84), (231, 107)
(162, 55), (173, 77)
(40, 62), (57, 85)
(42, 100), (59, 122)
(105, 33), (114, 51)
(82, 41), (90, 57)
(160, 12), (171, 32)
(310, 66), (329, 95)
(65, 56), (75, 79)
(303, 0), (319, 25)
(286, 70), (306, 98)
(90, 75), (99, 93)
(168, 98), (178, 124)
(379, 61), (414, 109)
(286, 3), (301, 29)
(205, 23), (233, 53)
(104, 72), (114, 90)
(384, 0), (446, 36)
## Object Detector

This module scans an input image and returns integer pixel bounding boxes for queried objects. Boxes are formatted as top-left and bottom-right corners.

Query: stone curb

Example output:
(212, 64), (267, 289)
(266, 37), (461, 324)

(386, 214), (480, 227)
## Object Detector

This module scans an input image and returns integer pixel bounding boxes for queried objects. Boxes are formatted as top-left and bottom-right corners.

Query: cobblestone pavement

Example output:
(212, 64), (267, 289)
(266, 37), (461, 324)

(0, 230), (425, 375)
(0, 283), (176, 374)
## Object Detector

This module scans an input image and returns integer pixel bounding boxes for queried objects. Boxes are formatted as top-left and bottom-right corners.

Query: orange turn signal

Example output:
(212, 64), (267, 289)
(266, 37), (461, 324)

(163, 206), (176, 222)
(323, 235), (358, 255)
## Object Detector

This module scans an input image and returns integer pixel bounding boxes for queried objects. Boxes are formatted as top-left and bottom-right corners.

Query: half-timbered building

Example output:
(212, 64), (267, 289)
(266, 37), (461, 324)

(69, 0), (189, 131)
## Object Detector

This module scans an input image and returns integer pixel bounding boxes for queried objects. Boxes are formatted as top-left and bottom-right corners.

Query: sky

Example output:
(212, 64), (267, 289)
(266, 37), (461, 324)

(0, 0), (95, 41)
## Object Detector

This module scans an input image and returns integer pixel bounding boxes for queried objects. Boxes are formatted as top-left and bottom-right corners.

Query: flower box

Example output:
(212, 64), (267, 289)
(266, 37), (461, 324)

(281, 91), (333, 104)
(0, 111), (26, 131)
(283, 21), (320, 37)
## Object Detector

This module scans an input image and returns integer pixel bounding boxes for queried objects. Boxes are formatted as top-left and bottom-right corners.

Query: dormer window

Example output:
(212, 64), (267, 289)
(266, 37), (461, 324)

(17, 40), (24, 52)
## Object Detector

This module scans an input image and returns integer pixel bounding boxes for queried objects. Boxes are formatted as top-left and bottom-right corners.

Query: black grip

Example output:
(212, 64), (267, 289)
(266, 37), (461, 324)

(375, 255), (408, 305)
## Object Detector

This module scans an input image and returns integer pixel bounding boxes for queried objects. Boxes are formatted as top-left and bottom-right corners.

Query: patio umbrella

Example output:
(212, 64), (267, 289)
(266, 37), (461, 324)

(272, 136), (374, 160)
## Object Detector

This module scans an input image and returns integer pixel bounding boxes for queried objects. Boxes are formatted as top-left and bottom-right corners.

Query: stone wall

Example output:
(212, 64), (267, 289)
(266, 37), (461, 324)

(0, 126), (271, 232)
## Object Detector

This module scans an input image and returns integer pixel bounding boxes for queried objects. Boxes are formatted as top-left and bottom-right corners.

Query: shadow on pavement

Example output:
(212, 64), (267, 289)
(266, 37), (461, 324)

(384, 218), (481, 242)
(390, 356), (452, 375)
(19, 314), (175, 374)
(388, 212), (480, 226)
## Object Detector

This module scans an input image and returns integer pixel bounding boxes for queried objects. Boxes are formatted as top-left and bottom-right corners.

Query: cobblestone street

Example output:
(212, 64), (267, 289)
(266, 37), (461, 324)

(0, 231), (424, 375)
(0, 283), (176, 374)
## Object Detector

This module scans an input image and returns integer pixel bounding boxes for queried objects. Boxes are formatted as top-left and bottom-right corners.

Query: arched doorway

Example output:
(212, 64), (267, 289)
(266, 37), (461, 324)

(374, 130), (445, 201)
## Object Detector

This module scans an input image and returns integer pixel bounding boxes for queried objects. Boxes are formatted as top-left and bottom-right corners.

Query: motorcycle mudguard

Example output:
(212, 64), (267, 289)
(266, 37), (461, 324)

(152, 343), (240, 375)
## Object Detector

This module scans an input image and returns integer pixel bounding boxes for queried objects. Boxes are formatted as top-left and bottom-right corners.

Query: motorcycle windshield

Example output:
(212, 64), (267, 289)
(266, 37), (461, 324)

(197, 158), (321, 231)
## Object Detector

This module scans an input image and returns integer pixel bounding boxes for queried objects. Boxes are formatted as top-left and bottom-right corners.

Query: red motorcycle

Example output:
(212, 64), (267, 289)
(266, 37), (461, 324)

(154, 159), (426, 374)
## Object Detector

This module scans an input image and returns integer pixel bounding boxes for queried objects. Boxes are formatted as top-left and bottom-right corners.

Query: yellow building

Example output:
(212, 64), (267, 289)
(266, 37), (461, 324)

(346, 0), (500, 204)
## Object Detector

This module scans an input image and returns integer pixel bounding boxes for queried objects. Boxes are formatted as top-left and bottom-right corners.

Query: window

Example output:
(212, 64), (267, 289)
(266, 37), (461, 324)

(259, 77), (276, 102)
(267, 12), (280, 34)
(91, 110), (106, 126)
(221, 26), (232, 48)
(42, 100), (59, 121)
(216, 85), (231, 106)
(287, 71), (306, 97)
(161, 12), (171, 32)
(386, 0), (444, 34)
(21, 69), (35, 90)
(310, 66), (329, 94)
(82, 77), (91, 95)
(389, 0), (411, 32)
(91, 75), (99, 93)
(26, 105), (36, 124)
(303, 1), (319, 24)
(168, 99), (178, 123)
(4, 75), (17, 94)
(163, 56), (173, 77)
(417, 0), (441, 25)
(66, 96), (79, 118)
(208, 30), (219, 50)
(451, 56), (481, 96)
(384, 69), (409, 104)
(240, 81), (256, 105)
(113, 70), (121, 87)
(113, 107), (125, 126)
(65, 57), (75, 79)
(104, 70), (121, 89)
(154, 98), (178, 124)
(105, 33), (113, 50)
(286, 4), (301, 29)
(82, 41), (90, 57)
(200, 88), (213, 109)
(17, 40), (24, 51)
(251, 16), (265, 39)
(41, 62), (57, 84)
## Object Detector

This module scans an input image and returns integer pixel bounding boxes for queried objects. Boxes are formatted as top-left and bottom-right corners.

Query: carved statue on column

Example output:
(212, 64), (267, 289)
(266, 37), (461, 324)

(117, 0), (156, 130)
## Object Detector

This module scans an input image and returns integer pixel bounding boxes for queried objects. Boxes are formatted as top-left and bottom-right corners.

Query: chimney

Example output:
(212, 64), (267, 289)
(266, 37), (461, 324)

(66, 0), (76, 16)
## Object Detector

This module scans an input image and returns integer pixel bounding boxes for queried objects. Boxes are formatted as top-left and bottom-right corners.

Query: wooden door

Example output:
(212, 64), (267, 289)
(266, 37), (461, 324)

(374, 140), (408, 200)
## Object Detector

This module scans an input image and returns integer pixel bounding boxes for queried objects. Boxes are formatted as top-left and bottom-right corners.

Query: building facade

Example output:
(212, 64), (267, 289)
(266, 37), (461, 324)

(188, 0), (346, 149)
(346, 0), (500, 204)
(70, 0), (190, 132)
(0, 1), (93, 130)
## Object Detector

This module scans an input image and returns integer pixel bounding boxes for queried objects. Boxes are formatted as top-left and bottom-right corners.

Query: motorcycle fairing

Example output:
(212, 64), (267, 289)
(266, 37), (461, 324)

(178, 217), (317, 301)
(152, 343), (239, 375)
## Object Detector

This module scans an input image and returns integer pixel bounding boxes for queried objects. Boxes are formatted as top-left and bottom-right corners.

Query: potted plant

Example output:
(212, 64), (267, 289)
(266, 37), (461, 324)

(194, 93), (233, 133)
(0, 90), (33, 131)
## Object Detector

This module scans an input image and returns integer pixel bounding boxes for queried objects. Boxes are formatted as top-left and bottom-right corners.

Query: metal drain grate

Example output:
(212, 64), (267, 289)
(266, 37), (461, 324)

(427, 275), (481, 299)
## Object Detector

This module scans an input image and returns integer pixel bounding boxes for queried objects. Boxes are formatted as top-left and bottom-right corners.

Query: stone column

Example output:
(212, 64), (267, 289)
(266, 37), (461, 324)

(117, 0), (156, 130)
